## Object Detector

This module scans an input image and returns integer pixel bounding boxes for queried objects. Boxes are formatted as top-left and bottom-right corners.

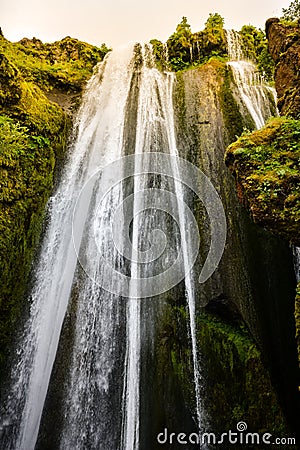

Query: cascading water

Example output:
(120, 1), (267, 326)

(0, 29), (281, 450)
(226, 29), (277, 129)
(293, 247), (300, 282)
(0, 44), (135, 450)
(163, 75), (204, 433)
(0, 43), (207, 450)
(119, 48), (206, 447)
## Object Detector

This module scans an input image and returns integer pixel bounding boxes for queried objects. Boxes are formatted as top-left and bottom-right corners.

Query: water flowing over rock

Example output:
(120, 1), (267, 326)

(226, 29), (278, 129)
(0, 34), (298, 450)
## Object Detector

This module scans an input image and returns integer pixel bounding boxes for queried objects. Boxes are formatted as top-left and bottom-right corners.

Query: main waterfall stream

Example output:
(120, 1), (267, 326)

(0, 36), (279, 450)
(0, 43), (207, 450)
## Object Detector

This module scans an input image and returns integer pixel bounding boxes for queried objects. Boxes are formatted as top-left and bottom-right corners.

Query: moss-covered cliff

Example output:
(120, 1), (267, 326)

(0, 18), (298, 446)
(225, 117), (300, 246)
(225, 20), (300, 380)
(173, 58), (299, 440)
(0, 33), (108, 373)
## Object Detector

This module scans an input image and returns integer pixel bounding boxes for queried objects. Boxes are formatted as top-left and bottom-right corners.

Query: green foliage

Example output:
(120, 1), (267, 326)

(167, 17), (193, 70)
(149, 39), (169, 71)
(155, 14), (274, 78)
(197, 312), (287, 434)
(225, 117), (300, 245)
(0, 114), (60, 369)
(239, 25), (275, 81)
(198, 13), (227, 63)
(205, 12), (225, 29)
(165, 13), (227, 72)
(257, 46), (275, 82)
(0, 36), (110, 92)
(0, 35), (80, 372)
(282, 0), (300, 22)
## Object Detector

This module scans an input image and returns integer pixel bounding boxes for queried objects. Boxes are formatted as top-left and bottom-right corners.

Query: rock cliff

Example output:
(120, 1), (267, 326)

(266, 17), (300, 118)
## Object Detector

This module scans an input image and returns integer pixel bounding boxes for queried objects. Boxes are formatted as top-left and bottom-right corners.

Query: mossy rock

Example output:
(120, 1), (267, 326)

(0, 35), (85, 373)
(0, 111), (68, 372)
(225, 117), (300, 246)
(197, 312), (288, 437)
(219, 64), (248, 144)
(0, 53), (22, 107)
(0, 35), (110, 93)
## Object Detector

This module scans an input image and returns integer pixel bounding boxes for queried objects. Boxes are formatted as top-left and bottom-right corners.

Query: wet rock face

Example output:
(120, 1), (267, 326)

(266, 17), (300, 118)
(175, 61), (300, 439)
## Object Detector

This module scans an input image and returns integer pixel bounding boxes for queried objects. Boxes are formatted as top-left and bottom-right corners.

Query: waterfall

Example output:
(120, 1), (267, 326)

(189, 46), (193, 63)
(0, 43), (208, 449)
(226, 29), (245, 61)
(293, 247), (300, 283)
(225, 29), (278, 129)
(1, 26), (279, 449)
(164, 74), (204, 433)
(163, 42), (169, 65)
(0, 44), (136, 450)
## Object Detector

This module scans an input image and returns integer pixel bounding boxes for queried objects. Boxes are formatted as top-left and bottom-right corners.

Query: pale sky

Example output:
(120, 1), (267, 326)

(1, 0), (292, 48)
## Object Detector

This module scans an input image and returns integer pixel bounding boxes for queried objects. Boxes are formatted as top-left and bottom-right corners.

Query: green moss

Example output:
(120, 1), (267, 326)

(225, 117), (300, 245)
(0, 36), (110, 92)
(219, 65), (246, 144)
(0, 35), (93, 373)
(0, 53), (23, 108)
(197, 312), (287, 435)
(156, 302), (195, 405)
(0, 115), (63, 369)
(156, 301), (288, 436)
(239, 25), (275, 81)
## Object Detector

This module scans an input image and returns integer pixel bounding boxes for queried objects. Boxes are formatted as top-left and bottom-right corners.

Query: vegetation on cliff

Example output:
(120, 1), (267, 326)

(165, 13), (227, 71)
(197, 312), (287, 435)
(151, 15), (274, 79)
(225, 13), (300, 374)
(168, 305), (288, 435)
(0, 33), (108, 372)
(0, 36), (110, 93)
(225, 117), (300, 246)
(239, 25), (275, 80)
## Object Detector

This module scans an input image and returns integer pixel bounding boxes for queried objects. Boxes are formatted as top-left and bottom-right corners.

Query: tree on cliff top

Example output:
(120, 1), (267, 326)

(282, 0), (300, 21)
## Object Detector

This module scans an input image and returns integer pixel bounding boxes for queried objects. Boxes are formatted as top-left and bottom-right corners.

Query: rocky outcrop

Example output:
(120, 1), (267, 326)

(174, 60), (299, 438)
(225, 117), (300, 247)
(225, 18), (300, 419)
(225, 19), (300, 247)
(266, 17), (300, 118)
